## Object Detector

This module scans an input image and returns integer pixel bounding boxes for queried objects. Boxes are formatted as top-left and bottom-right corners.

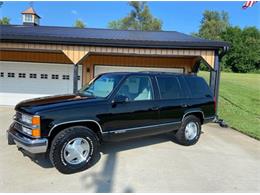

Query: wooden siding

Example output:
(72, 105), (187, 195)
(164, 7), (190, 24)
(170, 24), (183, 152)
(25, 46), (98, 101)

(0, 49), (199, 85)
(0, 42), (215, 67)
(81, 54), (197, 84)
(0, 50), (72, 64)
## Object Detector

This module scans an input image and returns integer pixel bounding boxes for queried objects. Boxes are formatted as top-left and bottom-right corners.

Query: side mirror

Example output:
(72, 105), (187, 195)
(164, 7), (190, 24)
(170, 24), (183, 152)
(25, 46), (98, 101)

(112, 95), (129, 104)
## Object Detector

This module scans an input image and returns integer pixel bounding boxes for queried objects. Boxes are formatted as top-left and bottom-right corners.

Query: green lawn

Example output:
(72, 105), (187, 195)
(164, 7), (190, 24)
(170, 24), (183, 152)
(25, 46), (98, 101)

(198, 71), (260, 140)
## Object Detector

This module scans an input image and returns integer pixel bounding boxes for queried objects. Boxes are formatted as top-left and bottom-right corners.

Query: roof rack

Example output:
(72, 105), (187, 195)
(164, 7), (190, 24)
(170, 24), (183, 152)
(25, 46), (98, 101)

(138, 71), (183, 75)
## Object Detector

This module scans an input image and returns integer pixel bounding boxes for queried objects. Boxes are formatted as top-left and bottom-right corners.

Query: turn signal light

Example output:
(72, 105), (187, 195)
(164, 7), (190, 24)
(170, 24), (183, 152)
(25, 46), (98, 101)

(32, 115), (40, 126)
(32, 128), (41, 137)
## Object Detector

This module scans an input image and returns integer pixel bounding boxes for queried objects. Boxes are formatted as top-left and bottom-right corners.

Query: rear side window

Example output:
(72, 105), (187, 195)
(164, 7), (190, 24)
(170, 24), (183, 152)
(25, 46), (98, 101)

(157, 76), (183, 100)
(185, 76), (212, 98)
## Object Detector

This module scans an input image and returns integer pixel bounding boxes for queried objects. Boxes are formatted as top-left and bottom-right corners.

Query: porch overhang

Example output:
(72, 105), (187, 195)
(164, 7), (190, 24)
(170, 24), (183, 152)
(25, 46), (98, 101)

(0, 42), (216, 68)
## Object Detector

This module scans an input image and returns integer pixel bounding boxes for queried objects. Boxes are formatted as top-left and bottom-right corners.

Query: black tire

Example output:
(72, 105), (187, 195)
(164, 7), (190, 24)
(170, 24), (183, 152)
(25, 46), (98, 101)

(175, 115), (201, 146)
(49, 126), (99, 174)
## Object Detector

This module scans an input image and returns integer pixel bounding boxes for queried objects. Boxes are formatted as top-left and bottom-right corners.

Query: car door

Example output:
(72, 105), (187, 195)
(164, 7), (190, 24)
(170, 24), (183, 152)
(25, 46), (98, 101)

(103, 74), (160, 140)
(155, 75), (187, 131)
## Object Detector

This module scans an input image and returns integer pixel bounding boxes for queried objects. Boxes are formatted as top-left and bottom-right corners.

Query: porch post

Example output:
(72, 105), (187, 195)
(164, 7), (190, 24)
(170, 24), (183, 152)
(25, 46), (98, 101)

(214, 52), (220, 114)
(209, 50), (220, 114)
(73, 63), (78, 93)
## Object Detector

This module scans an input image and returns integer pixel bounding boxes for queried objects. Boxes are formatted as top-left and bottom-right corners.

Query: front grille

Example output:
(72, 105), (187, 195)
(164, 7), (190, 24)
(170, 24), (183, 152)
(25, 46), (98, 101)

(16, 112), (22, 121)
(14, 122), (23, 132)
(13, 112), (33, 138)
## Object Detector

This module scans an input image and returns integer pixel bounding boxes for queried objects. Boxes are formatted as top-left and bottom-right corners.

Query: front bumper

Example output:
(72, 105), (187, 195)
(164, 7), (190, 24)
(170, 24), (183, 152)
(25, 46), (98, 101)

(7, 129), (48, 154)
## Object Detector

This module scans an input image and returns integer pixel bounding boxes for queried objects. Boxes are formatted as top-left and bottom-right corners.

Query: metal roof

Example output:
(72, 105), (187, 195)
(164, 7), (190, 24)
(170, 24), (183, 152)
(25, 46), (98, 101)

(0, 25), (229, 49)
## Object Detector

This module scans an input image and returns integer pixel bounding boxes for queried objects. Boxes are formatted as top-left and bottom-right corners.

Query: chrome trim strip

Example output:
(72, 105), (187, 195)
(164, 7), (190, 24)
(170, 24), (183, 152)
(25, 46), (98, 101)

(107, 121), (181, 134)
(182, 111), (205, 122)
(48, 119), (103, 136)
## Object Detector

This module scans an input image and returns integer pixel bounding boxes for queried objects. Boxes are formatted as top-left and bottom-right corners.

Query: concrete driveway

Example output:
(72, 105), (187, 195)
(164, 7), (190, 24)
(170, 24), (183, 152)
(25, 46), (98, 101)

(0, 106), (259, 192)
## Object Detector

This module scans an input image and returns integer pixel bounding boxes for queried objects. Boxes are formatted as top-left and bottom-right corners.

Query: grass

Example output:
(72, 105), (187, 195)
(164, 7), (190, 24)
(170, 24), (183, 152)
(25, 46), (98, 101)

(198, 71), (260, 140)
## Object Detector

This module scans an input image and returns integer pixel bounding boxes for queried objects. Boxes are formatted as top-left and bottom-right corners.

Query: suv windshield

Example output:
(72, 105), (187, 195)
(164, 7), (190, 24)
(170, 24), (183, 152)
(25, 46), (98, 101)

(78, 74), (123, 98)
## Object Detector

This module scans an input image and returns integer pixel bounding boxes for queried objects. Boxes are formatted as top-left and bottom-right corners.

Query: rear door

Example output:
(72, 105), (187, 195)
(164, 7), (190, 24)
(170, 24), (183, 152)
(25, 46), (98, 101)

(155, 75), (188, 131)
(184, 76), (215, 117)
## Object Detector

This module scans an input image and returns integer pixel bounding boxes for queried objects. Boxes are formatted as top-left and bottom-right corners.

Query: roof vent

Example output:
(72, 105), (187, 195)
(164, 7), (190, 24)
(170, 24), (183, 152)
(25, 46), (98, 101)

(21, 7), (41, 26)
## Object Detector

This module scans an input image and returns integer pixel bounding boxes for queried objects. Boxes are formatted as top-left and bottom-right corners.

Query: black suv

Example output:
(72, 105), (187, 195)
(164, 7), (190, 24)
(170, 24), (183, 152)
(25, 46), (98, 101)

(7, 72), (215, 174)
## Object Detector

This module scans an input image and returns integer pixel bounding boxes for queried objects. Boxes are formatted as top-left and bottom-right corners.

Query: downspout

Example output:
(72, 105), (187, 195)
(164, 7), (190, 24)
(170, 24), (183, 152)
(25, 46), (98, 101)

(219, 46), (229, 60)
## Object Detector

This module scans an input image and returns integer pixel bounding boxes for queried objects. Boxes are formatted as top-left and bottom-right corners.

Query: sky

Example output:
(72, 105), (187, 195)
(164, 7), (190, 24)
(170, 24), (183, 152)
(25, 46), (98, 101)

(0, 1), (259, 34)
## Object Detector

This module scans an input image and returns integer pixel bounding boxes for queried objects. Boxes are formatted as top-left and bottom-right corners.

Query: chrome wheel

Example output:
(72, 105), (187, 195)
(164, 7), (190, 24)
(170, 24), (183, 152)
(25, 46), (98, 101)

(185, 122), (198, 140)
(63, 138), (90, 165)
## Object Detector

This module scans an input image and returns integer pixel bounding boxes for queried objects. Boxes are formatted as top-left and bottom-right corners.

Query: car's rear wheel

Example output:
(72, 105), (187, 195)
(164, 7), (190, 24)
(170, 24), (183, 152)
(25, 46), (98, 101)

(175, 115), (201, 146)
(49, 126), (99, 174)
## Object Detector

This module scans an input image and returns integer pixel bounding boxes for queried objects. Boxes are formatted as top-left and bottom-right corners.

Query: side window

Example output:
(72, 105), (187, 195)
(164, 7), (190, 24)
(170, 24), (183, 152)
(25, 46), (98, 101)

(116, 76), (153, 101)
(185, 76), (212, 98)
(157, 76), (183, 100)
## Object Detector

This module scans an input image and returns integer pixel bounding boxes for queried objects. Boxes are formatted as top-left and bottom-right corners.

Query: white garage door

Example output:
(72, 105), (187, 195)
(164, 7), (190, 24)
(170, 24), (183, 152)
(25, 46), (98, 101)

(94, 65), (184, 76)
(0, 61), (82, 105)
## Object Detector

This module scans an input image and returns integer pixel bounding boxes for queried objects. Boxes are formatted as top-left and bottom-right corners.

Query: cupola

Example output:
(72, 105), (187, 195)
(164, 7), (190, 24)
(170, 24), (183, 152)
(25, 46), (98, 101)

(21, 7), (40, 26)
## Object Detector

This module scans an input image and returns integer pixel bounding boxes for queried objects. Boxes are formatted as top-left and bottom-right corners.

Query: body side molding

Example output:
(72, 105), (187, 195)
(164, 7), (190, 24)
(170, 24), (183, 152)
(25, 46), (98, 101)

(105, 121), (182, 134)
(48, 119), (103, 136)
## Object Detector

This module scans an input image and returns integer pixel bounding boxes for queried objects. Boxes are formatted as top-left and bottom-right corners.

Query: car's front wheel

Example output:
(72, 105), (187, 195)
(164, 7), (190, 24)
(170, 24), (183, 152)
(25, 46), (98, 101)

(49, 126), (99, 174)
(175, 115), (201, 146)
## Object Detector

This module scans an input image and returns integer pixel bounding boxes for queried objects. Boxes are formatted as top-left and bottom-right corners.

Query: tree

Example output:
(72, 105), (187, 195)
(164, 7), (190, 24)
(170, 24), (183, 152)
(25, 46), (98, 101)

(194, 10), (259, 73)
(108, 1), (162, 31)
(0, 16), (10, 25)
(196, 10), (230, 40)
(74, 19), (86, 28)
(221, 26), (260, 73)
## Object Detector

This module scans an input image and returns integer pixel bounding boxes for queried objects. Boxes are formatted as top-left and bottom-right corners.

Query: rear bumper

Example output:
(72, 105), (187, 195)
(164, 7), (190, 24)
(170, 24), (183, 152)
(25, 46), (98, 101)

(203, 116), (216, 124)
(7, 129), (48, 154)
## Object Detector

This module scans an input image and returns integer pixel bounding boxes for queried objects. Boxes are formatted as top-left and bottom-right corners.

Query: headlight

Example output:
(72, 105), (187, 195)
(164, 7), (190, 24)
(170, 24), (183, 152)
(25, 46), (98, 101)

(22, 126), (32, 135)
(21, 126), (40, 137)
(21, 114), (32, 125)
(20, 114), (41, 137)
(21, 114), (40, 126)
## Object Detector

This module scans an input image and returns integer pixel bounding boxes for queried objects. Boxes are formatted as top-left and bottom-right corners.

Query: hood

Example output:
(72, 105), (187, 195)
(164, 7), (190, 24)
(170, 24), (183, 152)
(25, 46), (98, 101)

(15, 94), (102, 114)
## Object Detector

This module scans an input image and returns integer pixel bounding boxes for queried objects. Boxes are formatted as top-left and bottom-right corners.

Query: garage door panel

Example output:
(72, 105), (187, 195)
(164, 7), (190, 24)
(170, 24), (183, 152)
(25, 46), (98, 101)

(0, 79), (72, 94)
(0, 61), (82, 105)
